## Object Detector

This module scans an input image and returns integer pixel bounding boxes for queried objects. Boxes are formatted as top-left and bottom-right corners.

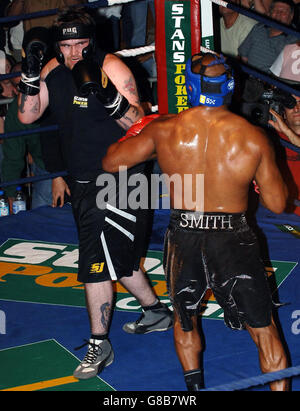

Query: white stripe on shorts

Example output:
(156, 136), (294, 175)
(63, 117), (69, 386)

(106, 203), (136, 222)
(105, 217), (134, 242)
(100, 231), (117, 281)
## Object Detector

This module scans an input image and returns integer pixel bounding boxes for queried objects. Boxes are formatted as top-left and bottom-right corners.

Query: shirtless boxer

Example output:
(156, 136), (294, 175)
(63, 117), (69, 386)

(102, 52), (289, 391)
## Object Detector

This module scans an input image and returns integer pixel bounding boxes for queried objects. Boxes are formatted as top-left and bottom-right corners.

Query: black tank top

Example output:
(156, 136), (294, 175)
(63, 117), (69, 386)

(45, 50), (133, 180)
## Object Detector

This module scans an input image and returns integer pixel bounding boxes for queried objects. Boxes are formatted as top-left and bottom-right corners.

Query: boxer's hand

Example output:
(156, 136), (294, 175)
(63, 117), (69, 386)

(72, 60), (130, 119)
(18, 27), (49, 96)
(118, 114), (160, 142)
(52, 177), (70, 208)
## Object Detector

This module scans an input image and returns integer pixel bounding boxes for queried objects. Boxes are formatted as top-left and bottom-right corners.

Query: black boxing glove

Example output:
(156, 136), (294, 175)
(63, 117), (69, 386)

(18, 28), (49, 96)
(72, 59), (130, 119)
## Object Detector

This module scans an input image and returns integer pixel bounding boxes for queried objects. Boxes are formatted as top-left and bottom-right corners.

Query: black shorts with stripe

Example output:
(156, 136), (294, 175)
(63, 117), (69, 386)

(70, 175), (151, 283)
(163, 209), (272, 331)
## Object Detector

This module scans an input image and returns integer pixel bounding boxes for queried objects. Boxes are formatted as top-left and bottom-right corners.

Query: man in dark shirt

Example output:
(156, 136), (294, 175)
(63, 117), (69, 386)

(17, 7), (173, 380)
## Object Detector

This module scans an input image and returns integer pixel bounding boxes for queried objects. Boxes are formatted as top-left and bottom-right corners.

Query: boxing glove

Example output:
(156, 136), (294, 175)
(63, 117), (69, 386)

(253, 180), (260, 194)
(18, 27), (49, 96)
(72, 59), (130, 119)
(118, 114), (160, 142)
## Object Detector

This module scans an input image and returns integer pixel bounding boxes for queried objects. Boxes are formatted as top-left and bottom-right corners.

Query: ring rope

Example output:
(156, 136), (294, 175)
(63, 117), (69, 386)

(0, 125), (59, 140)
(239, 62), (300, 98)
(115, 45), (155, 57)
(0, 0), (136, 25)
(0, 97), (14, 105)
(200, 364), (300, 391)
(0, 171), (68, 188)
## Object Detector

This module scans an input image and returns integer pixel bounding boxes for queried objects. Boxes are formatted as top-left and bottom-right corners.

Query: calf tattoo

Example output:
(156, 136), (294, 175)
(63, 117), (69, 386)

(100, 302), (110, 329)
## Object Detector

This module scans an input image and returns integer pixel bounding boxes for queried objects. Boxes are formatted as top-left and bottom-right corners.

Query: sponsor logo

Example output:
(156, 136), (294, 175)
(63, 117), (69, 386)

(166, 2), (191, 113)
(89, 262), (105, 274)
(62, 27), (78, 35)
(276, 224), (300, 239)
(292, 310), (300, 335)
(0, 239), (297, 320)
(199, 95), (216, 106)
(73, 96), (88, 108)
(101, 69), (108, 88)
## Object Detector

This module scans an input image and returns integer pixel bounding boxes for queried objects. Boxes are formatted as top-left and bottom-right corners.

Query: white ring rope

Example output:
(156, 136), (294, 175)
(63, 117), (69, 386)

(115, 45), (155, 57)
(208, 0), (229, 7)
(108, 0), (136, 5)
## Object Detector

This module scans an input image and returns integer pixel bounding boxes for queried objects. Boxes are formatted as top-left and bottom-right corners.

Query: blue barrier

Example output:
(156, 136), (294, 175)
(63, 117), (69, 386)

(0, 171), (68, 188)
(276, 136), (300, 154)
(240, 64), (300, 99)
(0, 125), (59, 140)
(200, 364), (300, 391)
(0, 1), (111, 24)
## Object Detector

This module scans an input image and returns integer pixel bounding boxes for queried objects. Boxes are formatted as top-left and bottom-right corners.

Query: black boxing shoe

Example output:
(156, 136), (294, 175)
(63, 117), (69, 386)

(184, 369), (205, 391)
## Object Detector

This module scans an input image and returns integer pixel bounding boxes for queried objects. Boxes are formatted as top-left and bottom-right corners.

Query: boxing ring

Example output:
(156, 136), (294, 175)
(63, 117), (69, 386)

(0, 0), (300, 393)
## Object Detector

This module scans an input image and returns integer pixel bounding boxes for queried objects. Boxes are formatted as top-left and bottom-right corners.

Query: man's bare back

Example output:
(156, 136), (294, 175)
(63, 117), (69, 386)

(151, 106), (265, 212)
(102, 52), (286, 214)
(103, 104), (286, 213)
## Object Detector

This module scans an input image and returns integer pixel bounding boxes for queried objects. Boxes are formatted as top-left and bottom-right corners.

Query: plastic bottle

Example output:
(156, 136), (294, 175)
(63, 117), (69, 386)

(12, 186), (26, 214)
(0, 190), (9, 217)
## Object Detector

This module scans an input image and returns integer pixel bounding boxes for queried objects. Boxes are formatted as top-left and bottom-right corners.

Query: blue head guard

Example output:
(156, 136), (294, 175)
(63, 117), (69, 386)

(185, 52), (235, 107)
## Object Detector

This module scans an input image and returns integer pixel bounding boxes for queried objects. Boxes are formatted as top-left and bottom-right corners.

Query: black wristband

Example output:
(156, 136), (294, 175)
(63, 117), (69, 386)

(18, 74), (40, 96)
(102, 92), (130, 119)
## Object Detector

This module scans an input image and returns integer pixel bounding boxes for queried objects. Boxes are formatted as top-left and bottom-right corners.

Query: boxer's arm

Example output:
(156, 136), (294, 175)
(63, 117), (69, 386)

(102, 54), (144, 129)
(254, 132), (288, 214)
(17, 36), (53, 124)
(18, 78), (49, 124)
(102, 116), (160, 172)
(102, 132), (156, 172)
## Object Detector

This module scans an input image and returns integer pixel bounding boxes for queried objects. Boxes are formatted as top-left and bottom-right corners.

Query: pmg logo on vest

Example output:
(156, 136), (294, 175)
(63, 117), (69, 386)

(0, 239), (297, 321)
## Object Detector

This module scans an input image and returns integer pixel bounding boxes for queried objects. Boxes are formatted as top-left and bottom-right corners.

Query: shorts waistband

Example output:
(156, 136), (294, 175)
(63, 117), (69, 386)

(169, 210), (247, 231)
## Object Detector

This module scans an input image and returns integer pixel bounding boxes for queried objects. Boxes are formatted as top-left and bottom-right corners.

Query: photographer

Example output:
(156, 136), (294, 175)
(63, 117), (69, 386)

(269, 95), (300, 147)
(269, 94), (300, 215)
(241, 77), (297, 127)
(241, 77), (300, 215)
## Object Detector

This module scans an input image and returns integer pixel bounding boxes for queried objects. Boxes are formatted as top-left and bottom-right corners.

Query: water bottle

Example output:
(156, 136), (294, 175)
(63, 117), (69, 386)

(0, 190), (9, 217)
(12, 186), (26, 214)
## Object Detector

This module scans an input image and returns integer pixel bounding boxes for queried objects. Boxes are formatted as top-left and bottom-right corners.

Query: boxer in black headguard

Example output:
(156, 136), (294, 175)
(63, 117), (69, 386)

(17, 7), (173, 380)
(102, 52), (290, 391)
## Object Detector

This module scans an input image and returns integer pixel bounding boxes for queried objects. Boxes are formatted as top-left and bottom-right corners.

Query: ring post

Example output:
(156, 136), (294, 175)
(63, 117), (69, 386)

(155, 0), (201, 114)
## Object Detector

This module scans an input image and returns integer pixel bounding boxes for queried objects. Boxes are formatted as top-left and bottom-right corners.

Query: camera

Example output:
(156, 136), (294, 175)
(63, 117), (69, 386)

(241, 77), (296, 126)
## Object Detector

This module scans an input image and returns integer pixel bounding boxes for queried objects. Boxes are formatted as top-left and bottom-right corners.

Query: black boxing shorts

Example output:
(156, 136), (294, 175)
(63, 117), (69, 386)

(163, 209), (272, 331)
(70, 177), (150, 283)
